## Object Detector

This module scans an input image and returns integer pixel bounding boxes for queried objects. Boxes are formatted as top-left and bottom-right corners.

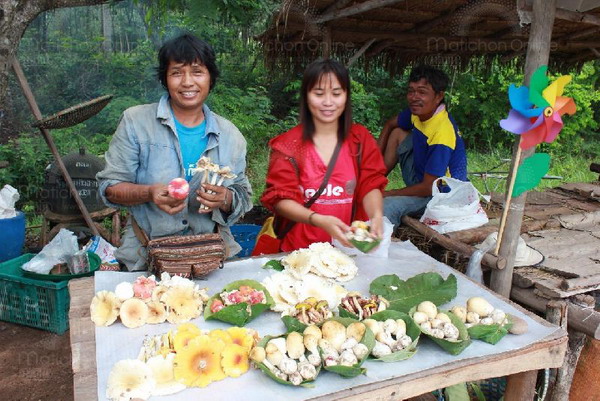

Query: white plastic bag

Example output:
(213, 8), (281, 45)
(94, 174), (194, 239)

(419, 177), (488, 234)
(22, 228), (79, 274)
(333, 216), (394, 258)
(0, 184), (19, 219)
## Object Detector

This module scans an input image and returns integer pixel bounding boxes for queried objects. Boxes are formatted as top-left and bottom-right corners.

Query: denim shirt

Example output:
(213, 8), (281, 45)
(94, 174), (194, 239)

(97, 95), (253, 270)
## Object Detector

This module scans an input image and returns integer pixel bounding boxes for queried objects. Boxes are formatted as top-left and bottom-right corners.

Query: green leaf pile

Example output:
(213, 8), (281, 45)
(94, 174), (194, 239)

(370, 273), (457, 313)
(410, 308), (472, 355)
(204, 279), (273, 326)
(467, 315), (513, 345)
(369, 310), (421, 362)
(281, 315), (308, 333)
(319, 317), (375, 378)
(262, 259), (284, 271)
(255, 334), (319, 388)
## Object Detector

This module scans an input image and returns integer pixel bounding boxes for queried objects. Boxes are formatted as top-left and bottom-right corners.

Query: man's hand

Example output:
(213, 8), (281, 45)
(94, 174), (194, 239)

(149, 184), (186, 215)
(197, 184), (231, 213)
(311, 214), (353, 248)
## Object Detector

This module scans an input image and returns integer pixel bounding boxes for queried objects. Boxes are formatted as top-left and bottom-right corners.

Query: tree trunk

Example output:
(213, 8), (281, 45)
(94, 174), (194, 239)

(0, 0), (118, 107)
(101, 3), (113, 53)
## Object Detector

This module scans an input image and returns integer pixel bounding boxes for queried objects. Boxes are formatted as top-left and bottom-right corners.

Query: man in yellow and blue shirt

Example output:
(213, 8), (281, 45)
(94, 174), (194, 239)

(378, 65), (467, 227)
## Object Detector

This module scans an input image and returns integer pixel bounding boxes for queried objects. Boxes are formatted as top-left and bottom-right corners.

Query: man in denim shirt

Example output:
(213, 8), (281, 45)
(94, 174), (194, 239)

(97, 34), (252, 271)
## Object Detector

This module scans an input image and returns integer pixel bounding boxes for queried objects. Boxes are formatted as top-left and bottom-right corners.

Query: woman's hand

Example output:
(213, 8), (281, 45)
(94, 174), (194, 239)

(196, 184), (231, 213)
(149, 184), (186, 215)
(369, 215), (384, 239)
(311, 213), (353, 247)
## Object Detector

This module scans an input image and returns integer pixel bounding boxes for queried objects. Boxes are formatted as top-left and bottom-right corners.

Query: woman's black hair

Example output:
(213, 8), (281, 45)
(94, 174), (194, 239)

(300, 59), (352, 143)
(156, 34), (220, 91)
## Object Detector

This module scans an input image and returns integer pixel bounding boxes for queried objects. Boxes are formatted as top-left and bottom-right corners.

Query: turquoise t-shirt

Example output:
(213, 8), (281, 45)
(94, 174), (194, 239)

(173, 116), (208, 181)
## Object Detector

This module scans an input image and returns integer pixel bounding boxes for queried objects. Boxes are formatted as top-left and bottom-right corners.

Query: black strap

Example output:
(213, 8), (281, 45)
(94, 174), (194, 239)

(277, 139), (343, 238)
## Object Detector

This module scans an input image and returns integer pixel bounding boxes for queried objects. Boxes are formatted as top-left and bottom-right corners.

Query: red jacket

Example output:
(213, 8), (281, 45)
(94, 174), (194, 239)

(260, 124), (388, 222)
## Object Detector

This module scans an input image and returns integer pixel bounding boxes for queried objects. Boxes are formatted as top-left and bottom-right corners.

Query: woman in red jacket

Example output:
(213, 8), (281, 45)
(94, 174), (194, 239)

(260, 59), (388, 252)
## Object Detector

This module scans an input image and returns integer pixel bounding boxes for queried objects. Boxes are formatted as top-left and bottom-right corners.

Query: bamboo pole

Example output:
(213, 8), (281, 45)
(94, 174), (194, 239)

(11, 57), (100, 237)
(490, 0), (556, 298)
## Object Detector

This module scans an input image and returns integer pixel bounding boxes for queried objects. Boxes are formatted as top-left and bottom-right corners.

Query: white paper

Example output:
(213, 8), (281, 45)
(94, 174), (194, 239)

(94, 241), (558, 401)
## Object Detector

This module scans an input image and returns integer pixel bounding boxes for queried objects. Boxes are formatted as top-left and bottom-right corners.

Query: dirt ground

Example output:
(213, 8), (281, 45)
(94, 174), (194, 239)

(0, 322), (73, 401)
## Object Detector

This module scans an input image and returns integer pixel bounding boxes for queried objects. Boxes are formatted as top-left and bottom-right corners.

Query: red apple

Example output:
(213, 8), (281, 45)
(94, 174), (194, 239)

(168, 178), (189, 200)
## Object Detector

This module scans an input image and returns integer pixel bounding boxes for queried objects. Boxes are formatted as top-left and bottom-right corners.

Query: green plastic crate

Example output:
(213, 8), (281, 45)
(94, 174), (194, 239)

(0, 254), (70, 334)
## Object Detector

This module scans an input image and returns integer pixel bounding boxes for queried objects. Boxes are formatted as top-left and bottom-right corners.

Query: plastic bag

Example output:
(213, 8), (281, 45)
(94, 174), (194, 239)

(0, 184), (19, 219)
(83, 236), (119, 270)
(420, 177), (488, 234)
(333, 216), (394, 258)
(22, 229), (78, 274)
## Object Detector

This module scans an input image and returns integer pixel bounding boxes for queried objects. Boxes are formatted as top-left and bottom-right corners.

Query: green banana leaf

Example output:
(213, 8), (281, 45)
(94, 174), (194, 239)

(467, 315), (513, 345)
(338, 307), (360, 320)
(319, 317), (375, 378)
(350, 238), (381, 253)
(410, 308), (472, 355)
(255, 334), (320, 387)
(281, 315), (308, 333)
(370, 273), (457, 313)
(262, 259), (284, 271)
(204, 279), (274, 326)
(369, 310), (421, 362)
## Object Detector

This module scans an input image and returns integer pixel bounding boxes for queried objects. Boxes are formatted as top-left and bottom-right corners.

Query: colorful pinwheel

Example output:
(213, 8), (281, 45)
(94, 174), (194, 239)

(500, 65), (576, 150)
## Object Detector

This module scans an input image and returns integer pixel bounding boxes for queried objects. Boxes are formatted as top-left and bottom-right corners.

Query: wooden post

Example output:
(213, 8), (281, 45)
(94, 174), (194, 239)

(547, 297), (590, 401)
(11, 57), (100, 237)
(490, 0), (556, 297)
(493, 1), (557, 398)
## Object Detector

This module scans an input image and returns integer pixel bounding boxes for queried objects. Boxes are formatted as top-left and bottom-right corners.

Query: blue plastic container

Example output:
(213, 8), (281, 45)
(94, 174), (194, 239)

(0, 211), (26, 263)
(231, 224), (261, 257)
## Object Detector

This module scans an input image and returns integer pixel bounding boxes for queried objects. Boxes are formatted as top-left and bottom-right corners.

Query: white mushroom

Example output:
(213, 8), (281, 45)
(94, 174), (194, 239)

(442, 322), (460, 340)
(289, 371), (303, 386)
(363, 319), (382, 337)
(430, 328), (445, 339)
(412, 311), (429, 325)
(341, 337), (359, 351)
(352, 343), (369, 359)
(480, 317), (494, 325)
(430, 318), (444, 329)
(376, 331), (396, 348)
(466, 311), (480, 324)
(298, 362), (317, 380)
(417, 301), (438, 319)
(339, 350), (358, 366)
(267, 337), (287, 354)
(394, 319), (407, 338)
(491, 309), (506, 324)
(279, 357), (298, 375)
(372, 341), (392, 358)
(397, 334), (413, 349)
(286, 332), (305, 360)
(435, 313), (452, 324)
(450, 306), (467, 323)
(420, 321), (432, 332)
(382, 319), (398, 335)
(467, 297), (494, 318)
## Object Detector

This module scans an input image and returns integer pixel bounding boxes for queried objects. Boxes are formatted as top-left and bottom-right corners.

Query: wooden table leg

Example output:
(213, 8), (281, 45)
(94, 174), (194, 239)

(504, 370), (538, 401)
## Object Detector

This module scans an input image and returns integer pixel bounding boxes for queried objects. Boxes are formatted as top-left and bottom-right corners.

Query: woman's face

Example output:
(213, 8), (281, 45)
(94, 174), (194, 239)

(306, 72), (347, 127)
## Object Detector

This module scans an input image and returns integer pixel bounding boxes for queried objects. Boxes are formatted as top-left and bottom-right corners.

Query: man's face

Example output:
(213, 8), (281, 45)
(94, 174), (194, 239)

(166, 60), (211, 114)
(406, 78), (444, 121)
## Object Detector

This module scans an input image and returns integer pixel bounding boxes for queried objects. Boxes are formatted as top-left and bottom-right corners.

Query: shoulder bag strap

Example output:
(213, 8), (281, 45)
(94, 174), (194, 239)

(278, 139), (343, 238)
(131, 216), (150, 247)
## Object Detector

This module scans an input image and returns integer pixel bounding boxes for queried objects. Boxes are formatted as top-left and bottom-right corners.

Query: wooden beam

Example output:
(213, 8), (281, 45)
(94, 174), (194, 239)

(401, 216), (507, 270)
(314, 0), (406, 24)
(346, 38), (376, 67)
(320, 0), (354, 16)
(511, 286), (600, 339)
(561, 26), (600, 41)
(555, 7), (600, 26)
(490, 0), (556, 297)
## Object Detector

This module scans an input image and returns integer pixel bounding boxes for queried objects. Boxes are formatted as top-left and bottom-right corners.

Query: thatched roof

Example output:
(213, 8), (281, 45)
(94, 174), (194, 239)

(257, 0), (600, 74)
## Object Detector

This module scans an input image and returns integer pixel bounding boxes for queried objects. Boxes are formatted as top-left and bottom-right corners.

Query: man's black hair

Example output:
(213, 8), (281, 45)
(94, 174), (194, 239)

(156, 34), (220, 90)
(409, 65), (449, 94)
